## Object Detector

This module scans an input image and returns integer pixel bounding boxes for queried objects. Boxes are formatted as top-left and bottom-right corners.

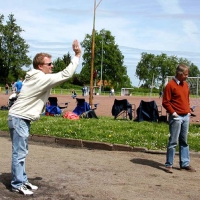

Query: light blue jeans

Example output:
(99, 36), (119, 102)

(8, 115), (30, 189)
(165, 114), (190, 168)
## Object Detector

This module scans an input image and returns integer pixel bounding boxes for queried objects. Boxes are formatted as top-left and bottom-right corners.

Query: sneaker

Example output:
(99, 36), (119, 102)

(24, 182), (38, 190)
(180, 165), (196, 172)
(12, 185), (33, 195)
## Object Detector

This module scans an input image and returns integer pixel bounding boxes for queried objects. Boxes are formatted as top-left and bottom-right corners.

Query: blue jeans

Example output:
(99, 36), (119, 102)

(165, 114), (190, 168)
(8, 115), (30, 189)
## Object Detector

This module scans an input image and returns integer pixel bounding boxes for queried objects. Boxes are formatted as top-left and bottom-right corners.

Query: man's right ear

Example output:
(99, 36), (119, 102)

(38, 65), (43, 70)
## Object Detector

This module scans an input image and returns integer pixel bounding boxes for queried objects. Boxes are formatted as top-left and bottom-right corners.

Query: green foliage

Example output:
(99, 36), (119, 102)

(80, 29), (132, 88)
(0, 14), (31, 83)
(1, 110), (200, 151)
(59, 81), (82, 90)
(62, 53), (71, 65)
(133, 86), (159, 94)
(136, 53), (200, 90)
(53, 58), (66, 73)
(53, 53), (84, 87)
(53, 53), (71, 73)
(189, 64), (200, 77)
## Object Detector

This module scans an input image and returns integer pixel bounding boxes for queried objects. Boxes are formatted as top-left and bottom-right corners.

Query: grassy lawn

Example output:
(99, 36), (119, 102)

(1, 110), (200, 151)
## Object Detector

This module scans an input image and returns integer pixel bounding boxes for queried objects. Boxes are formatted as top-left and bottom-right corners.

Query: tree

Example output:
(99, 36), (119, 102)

(62, 52), (71, 66)
(80, 29), (132, 89)
(136, 53), (157, 88)
(189, 63), (200, 77)
(0, 14), (31, 82)
(53, 58), (66, 73)
(177, 58), (200, 77)
(136, 52), (199, 89)
(53, 52), (72, 73)
(155, 54), (178, 88)
(0, 14), (6, 82)
(52, 53), (72, 88)
(52, 52), (83, 86)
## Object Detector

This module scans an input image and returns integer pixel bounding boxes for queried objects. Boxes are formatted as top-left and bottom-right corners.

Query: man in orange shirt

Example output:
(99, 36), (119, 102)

(162, 63), (196, 173)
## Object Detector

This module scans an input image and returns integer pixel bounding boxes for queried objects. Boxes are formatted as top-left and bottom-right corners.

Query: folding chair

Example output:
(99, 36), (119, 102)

(136, 100), (159, 122)
(48, 97), (69, 109)
(73, 98), (98, 118)
(111, 99), (136, 120)
(46, 97), (69, 116)
(157, 105), (168, 123)
(8, 93), (18, 109)
(157, 105), (162, 117)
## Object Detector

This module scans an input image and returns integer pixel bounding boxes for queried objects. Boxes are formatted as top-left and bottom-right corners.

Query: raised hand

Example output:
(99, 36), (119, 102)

(72, 40), (81, 58)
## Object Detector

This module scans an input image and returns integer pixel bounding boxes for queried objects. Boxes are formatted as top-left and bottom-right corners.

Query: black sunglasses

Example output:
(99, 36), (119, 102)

(43, 62), (53, 66)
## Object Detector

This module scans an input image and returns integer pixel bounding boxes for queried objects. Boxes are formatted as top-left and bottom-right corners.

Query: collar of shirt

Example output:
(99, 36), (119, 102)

(173, 77), (181, 85)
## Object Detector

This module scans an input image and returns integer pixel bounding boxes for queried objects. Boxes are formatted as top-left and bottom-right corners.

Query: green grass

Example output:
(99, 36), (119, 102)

(1, 110), (200, 151)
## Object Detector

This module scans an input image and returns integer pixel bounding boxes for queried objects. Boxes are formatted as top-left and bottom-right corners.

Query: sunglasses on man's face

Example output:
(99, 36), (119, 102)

(43, 62), (53, 66)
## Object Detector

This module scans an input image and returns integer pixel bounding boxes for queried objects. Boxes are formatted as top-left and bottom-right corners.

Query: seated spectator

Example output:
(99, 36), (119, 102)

(71, 89), (77, 99)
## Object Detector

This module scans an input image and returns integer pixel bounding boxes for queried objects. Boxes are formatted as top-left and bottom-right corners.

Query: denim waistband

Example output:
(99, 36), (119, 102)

(8, 115), (31, 122)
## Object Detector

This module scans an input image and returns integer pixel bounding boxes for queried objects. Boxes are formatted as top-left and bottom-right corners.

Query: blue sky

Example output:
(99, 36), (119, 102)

(0, 0), (200, 86)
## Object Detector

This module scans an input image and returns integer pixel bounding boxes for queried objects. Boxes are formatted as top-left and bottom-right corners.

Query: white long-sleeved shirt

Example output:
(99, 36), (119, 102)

(9, 56), (79, 121)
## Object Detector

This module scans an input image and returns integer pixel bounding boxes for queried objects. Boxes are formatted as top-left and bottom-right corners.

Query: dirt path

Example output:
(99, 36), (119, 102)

(0, 136), (200, 200)
(1, 94), (200, 199)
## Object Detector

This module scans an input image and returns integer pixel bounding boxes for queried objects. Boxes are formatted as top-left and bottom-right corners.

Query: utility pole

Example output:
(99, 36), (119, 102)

(149, 73), (154, 100)
(89, 0), (103, 108)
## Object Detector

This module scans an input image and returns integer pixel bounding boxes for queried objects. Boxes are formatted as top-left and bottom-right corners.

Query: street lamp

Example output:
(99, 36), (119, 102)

(0, 33), (2, 49)
(0, 33), (3, 62)
(149, 73), (154, 100)
(89, 0), (103, 108)
(196, 74), (199, 105)
(100, 31), (105, 95)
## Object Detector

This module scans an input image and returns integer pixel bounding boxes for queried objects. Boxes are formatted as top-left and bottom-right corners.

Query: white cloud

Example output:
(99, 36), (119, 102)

(158, 0), (183, 14)
(183, 20), (199, 38)
(0, 0), (200, 86)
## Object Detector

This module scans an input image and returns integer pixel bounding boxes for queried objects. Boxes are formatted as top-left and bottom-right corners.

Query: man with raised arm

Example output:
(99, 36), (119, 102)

(8, 40), (81, 195)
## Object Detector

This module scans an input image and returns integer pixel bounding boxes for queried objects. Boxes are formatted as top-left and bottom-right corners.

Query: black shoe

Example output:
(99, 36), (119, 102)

(180, 165), (196, 172)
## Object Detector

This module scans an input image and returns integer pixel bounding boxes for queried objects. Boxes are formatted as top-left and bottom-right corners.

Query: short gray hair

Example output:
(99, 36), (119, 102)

(176, 63), (189, 76)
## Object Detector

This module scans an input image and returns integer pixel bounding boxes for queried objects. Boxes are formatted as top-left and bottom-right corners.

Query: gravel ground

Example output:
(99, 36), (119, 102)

(0, 93), (200, 199)
(0, 136), (200, 200)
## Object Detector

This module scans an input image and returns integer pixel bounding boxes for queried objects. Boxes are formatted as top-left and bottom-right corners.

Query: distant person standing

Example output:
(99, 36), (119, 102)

(162, 63), (196, 173)
(5, 83), (9, 95)
(110, 87), (114, 96)
(82, 86), (85, 96)
(159, 90), (163, 98)
(15, 78), (23, 94)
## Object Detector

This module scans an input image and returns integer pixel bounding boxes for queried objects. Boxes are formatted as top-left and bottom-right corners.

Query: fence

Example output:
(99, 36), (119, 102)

(0, 87), (160, 97)
(165, 76), (200, 106)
